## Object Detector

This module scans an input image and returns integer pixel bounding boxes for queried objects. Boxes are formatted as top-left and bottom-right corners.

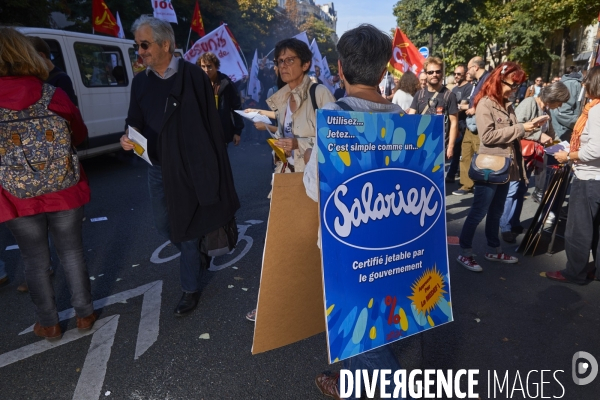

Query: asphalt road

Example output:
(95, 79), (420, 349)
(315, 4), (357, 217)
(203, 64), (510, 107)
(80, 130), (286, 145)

(1, 130), (600, 400)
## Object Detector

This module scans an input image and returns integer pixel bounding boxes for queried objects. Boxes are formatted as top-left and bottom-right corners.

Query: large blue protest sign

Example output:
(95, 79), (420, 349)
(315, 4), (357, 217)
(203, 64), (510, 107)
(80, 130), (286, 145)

(317, 111), (452, 363)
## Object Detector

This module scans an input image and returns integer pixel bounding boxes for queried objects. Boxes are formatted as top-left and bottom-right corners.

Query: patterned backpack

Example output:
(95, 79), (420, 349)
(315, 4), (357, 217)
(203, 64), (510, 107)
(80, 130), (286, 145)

(0, 84), (80, 199)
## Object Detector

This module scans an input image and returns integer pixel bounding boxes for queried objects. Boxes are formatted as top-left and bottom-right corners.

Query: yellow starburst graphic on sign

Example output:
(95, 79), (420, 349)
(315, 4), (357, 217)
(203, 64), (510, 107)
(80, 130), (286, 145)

(408, 265), (446, 316)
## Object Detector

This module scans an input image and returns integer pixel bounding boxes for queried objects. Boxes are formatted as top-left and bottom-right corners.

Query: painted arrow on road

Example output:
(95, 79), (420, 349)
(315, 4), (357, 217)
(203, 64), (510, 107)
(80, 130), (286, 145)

(1, 280), (163, 400)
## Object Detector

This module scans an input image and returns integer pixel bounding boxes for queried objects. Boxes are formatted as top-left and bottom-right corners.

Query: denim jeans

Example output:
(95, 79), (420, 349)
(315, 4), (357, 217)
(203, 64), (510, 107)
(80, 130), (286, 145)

(338, 345), (406, 399)
(148, 165), (204, 293)
(499, 174), (530, 233)
(459, 181), (510, 256)
(562, 178), (600, 284)
(5, 207), (93, 326)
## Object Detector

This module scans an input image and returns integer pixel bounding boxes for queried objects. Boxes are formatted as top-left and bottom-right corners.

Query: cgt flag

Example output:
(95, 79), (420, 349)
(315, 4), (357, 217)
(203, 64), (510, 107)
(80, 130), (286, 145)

(191, 1), (206, 37)
(387, 28), (425, 78)
(92, 0), (119, 37)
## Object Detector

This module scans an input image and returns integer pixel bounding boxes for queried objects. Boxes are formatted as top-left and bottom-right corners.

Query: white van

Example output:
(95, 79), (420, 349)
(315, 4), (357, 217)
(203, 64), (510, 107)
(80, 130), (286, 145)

(17, 28), (182, 158)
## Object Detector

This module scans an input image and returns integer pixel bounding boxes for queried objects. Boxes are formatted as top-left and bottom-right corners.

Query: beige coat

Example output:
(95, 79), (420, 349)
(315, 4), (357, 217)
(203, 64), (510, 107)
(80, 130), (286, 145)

(475, 96), (527, 182)
(266, 74), (335, 171)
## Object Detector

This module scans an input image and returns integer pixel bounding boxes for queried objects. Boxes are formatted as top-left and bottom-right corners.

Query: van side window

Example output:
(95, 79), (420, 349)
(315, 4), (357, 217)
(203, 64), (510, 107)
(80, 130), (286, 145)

(128, 48), (146, 76)
(74, 42), (128, 87)
(43, 39), (67, 73)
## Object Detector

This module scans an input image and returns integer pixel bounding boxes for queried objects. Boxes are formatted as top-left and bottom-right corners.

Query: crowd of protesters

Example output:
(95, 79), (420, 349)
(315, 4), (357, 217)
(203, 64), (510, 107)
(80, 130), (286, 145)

(2, 15), (599, 400)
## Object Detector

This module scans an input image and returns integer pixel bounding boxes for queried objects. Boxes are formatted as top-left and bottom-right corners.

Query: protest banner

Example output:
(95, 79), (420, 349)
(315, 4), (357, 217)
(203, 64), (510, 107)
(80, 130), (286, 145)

(321, 56), (335, 94)
(151, 0), (178, 24)
(184, 25), (248, 82)
(387, 28), (425, 77)
(317, 111), (452, 362)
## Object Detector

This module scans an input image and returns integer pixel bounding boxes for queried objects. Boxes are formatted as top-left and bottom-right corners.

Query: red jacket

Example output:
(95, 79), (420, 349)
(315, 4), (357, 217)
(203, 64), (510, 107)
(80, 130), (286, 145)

(0, 76), (91, 223)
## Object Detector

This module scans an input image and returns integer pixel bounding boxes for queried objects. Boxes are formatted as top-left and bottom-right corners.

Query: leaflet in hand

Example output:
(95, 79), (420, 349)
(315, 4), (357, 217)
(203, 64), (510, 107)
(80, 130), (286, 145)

(545, 141), (570, 155)
(128, 126), (153, 165)
(234, 110), (272, 125)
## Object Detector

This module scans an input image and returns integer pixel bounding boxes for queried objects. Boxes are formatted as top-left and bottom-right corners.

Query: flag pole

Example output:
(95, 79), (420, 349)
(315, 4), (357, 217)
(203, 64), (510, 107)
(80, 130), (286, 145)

(186, 27), (192, 53)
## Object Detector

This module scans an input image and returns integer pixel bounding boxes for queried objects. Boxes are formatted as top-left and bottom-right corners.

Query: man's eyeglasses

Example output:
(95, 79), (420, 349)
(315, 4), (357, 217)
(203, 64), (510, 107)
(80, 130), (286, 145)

(133, 41), (155, 51)
(276, 56), (298, 67)
(427, 70), (442, 75)
(454, 72), (463, 76)
(502, 80), (520, 89)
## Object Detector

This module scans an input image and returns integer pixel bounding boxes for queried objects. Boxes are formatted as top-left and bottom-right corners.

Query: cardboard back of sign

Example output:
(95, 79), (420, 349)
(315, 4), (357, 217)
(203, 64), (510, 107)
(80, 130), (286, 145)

(252, 173), (325, 355)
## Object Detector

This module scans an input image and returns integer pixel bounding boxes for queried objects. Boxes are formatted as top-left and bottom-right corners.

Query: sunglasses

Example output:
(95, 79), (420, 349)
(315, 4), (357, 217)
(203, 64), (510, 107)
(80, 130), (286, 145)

(454, 73), (463, 76)
(133, 41), (155, 51)
(427, 70), (442, 75)
(502, 80), (520, 89)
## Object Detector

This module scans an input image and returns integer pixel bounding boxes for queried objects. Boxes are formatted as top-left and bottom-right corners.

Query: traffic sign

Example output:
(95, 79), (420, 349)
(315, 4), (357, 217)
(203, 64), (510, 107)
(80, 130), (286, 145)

(419, 46), (429, 59)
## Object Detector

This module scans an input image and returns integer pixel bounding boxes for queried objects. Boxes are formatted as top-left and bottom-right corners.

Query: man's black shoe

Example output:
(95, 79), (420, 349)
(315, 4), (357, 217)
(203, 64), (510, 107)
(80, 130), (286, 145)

(532, 188), (543, 204)
(174, 292), (200, 316)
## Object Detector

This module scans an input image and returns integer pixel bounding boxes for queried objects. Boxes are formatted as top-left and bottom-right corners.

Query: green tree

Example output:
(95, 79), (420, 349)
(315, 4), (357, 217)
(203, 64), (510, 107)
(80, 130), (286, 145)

(300, 16), (338, 74)
(0, 0), (56, 27)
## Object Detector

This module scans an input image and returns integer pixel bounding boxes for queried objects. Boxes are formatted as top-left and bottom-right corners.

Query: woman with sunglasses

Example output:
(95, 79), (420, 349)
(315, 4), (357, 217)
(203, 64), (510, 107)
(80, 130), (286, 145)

(457, 62), (545, 272)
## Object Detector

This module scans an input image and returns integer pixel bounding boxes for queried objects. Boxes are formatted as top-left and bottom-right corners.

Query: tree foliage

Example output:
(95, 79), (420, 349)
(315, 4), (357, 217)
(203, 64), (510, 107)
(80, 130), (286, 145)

(300, 15), (338, 73)
(394, 0), (600, 73)
(0, 0), (56, 28)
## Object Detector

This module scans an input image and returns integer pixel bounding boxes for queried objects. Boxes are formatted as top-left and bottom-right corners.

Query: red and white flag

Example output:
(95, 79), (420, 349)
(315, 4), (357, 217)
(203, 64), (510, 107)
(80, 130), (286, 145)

(151, 0), (178, 24)
(387, 28), (425, 77)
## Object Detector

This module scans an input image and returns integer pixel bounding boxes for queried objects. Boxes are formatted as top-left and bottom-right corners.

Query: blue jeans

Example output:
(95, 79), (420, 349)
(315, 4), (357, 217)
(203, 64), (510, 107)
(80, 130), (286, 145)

(499, 179), (528, 232)
(459, 181), (511, 256)
(339, 345), (406, 399)
(5, 207), (93, 326)
(148, 165), (204, 293)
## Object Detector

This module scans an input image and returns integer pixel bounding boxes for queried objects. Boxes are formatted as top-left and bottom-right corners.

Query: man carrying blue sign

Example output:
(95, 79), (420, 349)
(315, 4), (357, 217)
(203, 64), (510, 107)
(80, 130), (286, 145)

(304, 24), (452, 400)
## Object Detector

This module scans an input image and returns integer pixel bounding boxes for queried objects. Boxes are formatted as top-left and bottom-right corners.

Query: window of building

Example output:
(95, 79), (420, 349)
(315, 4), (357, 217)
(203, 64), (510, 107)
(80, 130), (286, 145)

(74, 42), (128, 87)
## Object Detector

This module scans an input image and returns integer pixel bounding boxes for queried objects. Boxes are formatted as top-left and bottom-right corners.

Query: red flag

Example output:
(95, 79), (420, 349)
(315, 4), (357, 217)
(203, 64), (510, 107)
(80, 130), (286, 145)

(92, 0), (119, 37)
(191, 1), (206, 37)
(223, 24), (241, 52)
(387, 28), (425, 78)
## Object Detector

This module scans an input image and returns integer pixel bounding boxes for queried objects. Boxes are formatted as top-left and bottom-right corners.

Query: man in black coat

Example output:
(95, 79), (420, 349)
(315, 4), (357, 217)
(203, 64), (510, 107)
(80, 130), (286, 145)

(121, 16), (240, 316)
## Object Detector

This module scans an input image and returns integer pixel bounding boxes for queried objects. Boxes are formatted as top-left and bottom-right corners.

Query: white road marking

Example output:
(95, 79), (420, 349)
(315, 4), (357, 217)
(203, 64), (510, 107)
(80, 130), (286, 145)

(5, 245), (18, 250)
(3, 280), (164, 400)
(150, 240), (180, 264)
(149, 221), (264, 272)
(19, 280), (162, 335)
(0, 316), (117, 369)
(135, 281), (162, 360)
(72, 316), (120, 400)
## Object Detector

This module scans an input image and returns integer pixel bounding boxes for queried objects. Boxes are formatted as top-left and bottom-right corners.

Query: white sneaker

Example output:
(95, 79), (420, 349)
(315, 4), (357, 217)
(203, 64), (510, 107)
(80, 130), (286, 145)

(457, 255), (483, 272)
(484, 252), (518, 263)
